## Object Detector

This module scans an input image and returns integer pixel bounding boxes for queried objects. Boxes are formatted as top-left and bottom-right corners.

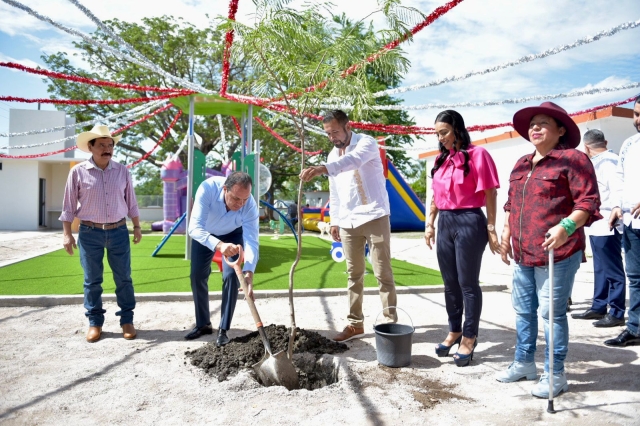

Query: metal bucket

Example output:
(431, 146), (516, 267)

(373, 307), (414, 368)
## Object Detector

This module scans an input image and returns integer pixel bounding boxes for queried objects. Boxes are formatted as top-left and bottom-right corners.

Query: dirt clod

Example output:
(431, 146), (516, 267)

(186, 324), (347, 389)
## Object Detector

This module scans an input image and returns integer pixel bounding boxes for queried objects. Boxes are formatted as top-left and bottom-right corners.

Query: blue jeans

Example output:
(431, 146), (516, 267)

(78, 223), (136, 327)
(623, 224), (640, 335)
(511, 250), (581, 374)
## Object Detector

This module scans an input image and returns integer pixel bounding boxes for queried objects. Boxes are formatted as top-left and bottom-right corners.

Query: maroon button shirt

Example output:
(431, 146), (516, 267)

(504, 147), (602, 267)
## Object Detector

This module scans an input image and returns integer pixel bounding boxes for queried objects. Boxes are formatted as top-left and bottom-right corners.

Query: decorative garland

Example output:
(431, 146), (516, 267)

(220, 0), (240, 96)
(0, 62), (193, 94)
(0, 105), (178, 159)
(2, 0), (213, 94)
(265, 111), (327, 136)
(0, 101), (169, 149)
(271, 0), (465, 102)
(0, 92), (183, 106)
(112, 104), (174, 135)
(127, 110), (183, 168)
(0, 100), (166, 140)
(570, 96), (637, 116)
(254, 117), (323, 156)
(374, 18), (640, 97)
(323, 82), (640, 111)
(0, 145), (78, 159)
(231, 116), (242, 137)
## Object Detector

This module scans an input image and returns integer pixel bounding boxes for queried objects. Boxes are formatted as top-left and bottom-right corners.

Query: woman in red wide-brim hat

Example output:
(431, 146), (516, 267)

(495, 102), (601, 399)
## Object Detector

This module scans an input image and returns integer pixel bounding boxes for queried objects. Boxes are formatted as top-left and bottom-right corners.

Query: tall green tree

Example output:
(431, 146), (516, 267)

(227, 0), (424, 353)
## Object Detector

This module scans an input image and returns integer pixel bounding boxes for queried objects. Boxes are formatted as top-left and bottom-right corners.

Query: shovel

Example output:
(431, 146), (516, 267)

(224, 246), (299, 391)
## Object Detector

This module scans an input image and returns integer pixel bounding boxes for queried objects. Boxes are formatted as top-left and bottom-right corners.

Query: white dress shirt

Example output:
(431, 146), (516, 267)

(611, 133), (640, 228)
(589, 150), (623, 236)
(325, 131), (390, 229)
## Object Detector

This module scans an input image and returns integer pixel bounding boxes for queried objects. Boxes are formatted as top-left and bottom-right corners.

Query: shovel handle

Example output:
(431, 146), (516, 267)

(223, 246), (264, 329)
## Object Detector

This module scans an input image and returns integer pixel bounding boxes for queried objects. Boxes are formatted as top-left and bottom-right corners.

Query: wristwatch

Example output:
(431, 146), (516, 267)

(487, 224), (495, 232)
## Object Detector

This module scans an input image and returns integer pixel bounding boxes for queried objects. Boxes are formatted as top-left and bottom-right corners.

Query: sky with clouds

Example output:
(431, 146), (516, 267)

(1, 0), (639, 154)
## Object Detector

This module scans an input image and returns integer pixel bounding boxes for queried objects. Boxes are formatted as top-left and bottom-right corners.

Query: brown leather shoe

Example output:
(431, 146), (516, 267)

(86, 326), (102, 343)
(333, 325), (365, 342)
(122, 323), (137, 340)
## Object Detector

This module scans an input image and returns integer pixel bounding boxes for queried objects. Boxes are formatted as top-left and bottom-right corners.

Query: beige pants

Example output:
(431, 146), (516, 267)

(340, 215), (397, 327)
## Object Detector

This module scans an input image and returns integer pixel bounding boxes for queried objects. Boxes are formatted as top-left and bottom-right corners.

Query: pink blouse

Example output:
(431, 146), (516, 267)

(432, 145), (499, 210)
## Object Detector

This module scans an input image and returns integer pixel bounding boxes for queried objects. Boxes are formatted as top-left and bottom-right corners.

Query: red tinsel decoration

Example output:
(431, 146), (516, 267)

(254, 117), (323, 156)
(570, 96), (636, 116)
(220, 0), (240, 96)
(0, 145), (78, 159)
(271, 0), (465, 102)
(0, 93), (184, 106)
(127, 110), (183, 168)
(113, 104), (174, 135)
(0, 62), (194, 94)
(1, 105), (177, 160)
(231, 116), (242, 137)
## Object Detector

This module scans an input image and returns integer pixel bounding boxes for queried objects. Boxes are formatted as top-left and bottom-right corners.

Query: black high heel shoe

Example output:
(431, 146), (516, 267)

(453, 339), (478, 367)
(435, 334), (462, 357)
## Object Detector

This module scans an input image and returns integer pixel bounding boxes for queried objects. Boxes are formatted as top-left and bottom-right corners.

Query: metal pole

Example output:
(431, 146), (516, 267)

(247, 104), (253, 156)
(240, 111), (246, 171)
(185, 96), (195, 261)
(546, 232), (556, 413)
(254, 139), (261, 203)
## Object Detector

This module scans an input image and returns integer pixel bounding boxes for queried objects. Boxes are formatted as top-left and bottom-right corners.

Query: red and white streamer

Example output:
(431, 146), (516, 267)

(0, 100), (166, 141)
(254, 117), (323, 156)
(127, 110), (183, 168)
(271, 0), (465, 103)
(0, 62), (192, 94)
(220, 0), (240, 96)
(0, 93), (183, 106)
(374, 18), (640, 97)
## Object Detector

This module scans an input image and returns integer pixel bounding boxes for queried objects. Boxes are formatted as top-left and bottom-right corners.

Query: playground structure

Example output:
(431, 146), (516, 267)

(152, 154), (227, 234)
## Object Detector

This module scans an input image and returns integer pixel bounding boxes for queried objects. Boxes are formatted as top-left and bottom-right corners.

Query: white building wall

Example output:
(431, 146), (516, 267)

(0, 160), (39, 230)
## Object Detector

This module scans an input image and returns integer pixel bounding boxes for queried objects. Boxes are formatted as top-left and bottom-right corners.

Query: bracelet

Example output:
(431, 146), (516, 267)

(559, 218), (577, 236)
(426, 224), (435, 229)
(133, 226), (141, 229)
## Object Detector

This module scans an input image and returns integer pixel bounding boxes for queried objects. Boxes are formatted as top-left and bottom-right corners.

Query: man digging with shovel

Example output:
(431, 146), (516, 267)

(184, 172), (259, 346)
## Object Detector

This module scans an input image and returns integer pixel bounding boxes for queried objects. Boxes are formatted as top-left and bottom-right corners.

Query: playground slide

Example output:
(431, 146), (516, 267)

(385, 161), (425, 231)
(301, 161), (425, 232)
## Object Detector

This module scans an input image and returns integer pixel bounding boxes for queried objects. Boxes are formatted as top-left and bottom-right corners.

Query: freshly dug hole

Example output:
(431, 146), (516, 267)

(186, 324), (348, 390)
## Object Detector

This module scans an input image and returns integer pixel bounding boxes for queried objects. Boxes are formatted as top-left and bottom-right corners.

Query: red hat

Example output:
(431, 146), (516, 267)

(512, 102), (581, 149)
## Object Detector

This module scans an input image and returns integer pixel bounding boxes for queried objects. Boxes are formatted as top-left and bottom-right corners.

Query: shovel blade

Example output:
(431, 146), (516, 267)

(253, 350), (299, 391)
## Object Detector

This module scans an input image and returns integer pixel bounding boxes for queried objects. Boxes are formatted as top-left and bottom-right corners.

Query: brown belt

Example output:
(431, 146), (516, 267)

(81, 218), (126, 230)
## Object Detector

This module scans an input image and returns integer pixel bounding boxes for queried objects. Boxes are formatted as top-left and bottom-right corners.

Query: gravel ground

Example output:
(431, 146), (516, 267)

(1, 231), (639, 425)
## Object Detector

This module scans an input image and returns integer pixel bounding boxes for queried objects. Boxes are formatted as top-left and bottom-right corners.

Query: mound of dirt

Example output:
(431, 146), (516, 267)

(186, 324), (348, 389)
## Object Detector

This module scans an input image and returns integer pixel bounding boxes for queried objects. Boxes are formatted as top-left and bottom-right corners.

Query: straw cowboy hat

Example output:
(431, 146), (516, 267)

(512, 101), (581, 149)
(76, 125), (122, 153)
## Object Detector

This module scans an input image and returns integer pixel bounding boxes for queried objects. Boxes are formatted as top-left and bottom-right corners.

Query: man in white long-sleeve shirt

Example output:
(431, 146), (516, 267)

(605, 95), (640, 347)
(572, 130), (625, 327)
(300, 110), (397, 342)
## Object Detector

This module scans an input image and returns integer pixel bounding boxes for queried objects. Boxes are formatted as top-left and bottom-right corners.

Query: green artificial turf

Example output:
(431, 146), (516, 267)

(0, 235), (442, 295)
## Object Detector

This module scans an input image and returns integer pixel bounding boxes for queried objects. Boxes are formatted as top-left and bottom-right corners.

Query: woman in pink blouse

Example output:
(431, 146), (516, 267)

(425, 110), (500, 367)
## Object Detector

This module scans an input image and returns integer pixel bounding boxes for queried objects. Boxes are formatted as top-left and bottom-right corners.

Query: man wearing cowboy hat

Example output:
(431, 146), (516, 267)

(59, 124), (142, 343)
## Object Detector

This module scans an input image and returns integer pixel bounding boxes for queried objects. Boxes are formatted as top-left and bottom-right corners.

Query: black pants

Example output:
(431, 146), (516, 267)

(190, 227), (243, 330)
(436, 208), (488, 338)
